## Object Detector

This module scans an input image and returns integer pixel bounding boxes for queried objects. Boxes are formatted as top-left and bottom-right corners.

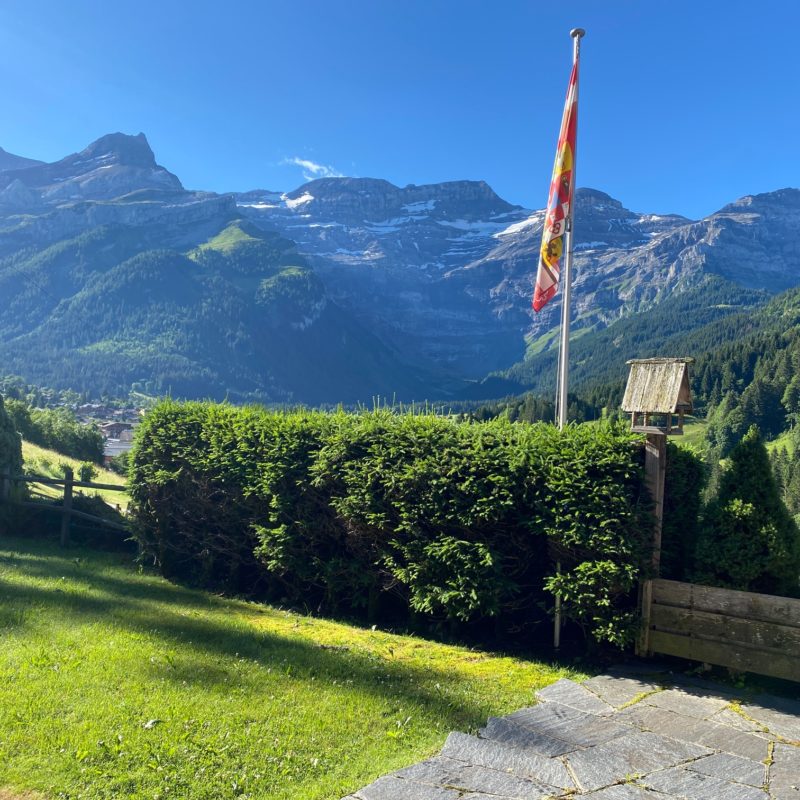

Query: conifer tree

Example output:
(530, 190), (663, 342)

(695, 426), (800, 596)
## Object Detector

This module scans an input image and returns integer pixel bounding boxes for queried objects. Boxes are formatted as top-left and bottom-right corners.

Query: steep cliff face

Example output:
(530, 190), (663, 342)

(237, 184), (698, 374)
(1, 192), (237, 254)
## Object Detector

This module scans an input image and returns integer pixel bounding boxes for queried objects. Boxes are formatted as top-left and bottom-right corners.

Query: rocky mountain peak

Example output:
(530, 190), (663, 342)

(280, 176), (516, 223)
(720, 187), (800, 214)
(0, 131), (183, 203)
(286, 177), (394, 199)
(574, 187), (626, 211)
(79, 132), (157, 169)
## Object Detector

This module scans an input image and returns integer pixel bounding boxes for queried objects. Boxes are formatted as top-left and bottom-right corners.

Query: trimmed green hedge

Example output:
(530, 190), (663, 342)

(130, 403), (652, 646)
(0, 395), (23, 503)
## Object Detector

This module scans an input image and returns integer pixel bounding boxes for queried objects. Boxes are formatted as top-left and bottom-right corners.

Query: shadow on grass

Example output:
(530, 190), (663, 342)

(0, 535), (563, 732)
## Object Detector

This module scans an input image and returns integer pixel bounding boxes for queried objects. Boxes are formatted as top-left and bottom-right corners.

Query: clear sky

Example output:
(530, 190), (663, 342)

(2, 0), (798, 219)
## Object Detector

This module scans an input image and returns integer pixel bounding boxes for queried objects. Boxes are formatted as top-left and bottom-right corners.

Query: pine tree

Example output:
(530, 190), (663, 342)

(695, 426), (800, 596)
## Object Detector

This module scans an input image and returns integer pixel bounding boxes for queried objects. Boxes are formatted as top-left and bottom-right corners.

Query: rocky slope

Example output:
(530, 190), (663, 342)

(0, 146), (44, 173)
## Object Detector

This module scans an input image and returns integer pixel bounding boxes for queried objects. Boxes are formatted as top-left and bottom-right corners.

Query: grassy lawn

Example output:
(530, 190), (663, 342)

(20, 441), (128, 511)
(0, 535), (579, 800)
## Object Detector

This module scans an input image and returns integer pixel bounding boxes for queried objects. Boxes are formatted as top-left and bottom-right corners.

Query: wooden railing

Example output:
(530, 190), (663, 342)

(640, 578), (800, 683)
(0, 468), (128, 546)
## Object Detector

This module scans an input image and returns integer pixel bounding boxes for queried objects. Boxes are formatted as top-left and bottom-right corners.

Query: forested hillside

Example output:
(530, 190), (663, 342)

(498, 275), (770, 399)
(0, 220), (438, 402)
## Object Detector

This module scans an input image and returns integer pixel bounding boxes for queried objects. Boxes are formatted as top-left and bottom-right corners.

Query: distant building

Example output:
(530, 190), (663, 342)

(103, 438), (134, 465)
(76, 403), (111, 417)
(100, 421), (133, 439)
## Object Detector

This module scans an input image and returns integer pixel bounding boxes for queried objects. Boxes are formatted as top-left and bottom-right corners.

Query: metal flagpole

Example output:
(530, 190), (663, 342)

(555, 27), (584, 431)
(553, 27), (584, 651)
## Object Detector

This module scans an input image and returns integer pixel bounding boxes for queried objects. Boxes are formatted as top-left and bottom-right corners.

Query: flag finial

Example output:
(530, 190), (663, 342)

(570, 28), (585, 38)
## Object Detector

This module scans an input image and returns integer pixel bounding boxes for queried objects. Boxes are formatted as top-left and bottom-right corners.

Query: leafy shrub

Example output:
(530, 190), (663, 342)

(0, 395), (23, 503)
(78, 462), (98, 483)
(4, 399), (103, 463)
(130, 402), (651, 646)
(107, 451), (130, 476)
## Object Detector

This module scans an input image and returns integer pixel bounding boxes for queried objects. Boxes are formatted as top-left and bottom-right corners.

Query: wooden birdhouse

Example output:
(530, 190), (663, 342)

(622, 358), (694, 435)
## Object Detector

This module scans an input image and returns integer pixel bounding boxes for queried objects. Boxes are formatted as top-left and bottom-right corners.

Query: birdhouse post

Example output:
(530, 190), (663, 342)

(622, 358), (694, 574)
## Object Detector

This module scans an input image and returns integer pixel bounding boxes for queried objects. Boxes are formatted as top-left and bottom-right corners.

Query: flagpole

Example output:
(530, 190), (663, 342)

(555, 27), (584, 431)
(553, 27), (583, 650)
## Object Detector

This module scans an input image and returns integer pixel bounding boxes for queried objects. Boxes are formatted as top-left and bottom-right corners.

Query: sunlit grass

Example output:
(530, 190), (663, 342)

(0, 536), (578, 800)
(195, 221), (259, 255)
(673, 416), (708, 450)
(20, 441), (128, 510)
(766, 427), (796, 456)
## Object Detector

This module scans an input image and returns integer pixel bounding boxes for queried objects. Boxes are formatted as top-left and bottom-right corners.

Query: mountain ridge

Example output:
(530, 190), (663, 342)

(1, 131), (799, 403)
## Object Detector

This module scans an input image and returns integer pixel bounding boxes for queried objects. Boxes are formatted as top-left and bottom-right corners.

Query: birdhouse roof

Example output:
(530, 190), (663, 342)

(622, 358), (694, 414)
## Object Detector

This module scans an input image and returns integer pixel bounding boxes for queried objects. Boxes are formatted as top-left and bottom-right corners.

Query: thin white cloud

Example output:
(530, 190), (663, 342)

(283, 156), (344, 182)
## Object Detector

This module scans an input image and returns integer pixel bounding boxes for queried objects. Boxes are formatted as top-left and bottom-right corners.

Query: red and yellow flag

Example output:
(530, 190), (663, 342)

(532, 61), (578, 312)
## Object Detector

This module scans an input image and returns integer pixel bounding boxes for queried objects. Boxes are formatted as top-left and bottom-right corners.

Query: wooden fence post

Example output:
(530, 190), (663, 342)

(644, 432), (666, 574)
(636, 434), (666, 657)
(60, 467), (73, 548)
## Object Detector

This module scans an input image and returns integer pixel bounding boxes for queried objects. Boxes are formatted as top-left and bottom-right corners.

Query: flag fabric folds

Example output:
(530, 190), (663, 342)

(532, 62), (579, 313)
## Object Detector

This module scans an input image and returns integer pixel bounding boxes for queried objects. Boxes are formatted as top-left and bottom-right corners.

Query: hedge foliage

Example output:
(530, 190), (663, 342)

(0, 396), (22, 476)
(129, 402), (652, 646)
(660, 442), (707, 581)
(0, 395), (24, 529)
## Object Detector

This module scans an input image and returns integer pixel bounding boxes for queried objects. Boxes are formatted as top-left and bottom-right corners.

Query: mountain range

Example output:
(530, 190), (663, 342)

(1, 132), (798, 404)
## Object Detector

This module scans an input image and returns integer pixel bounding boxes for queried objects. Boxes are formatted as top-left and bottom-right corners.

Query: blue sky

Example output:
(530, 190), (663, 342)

(2, 0), (798, 219)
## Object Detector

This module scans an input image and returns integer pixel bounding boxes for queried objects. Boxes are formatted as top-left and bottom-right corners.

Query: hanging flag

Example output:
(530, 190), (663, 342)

(532, 61), (579, 313)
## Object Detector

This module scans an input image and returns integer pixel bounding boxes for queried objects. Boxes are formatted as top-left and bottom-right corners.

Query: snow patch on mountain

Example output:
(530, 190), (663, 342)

(284, 192), (314, 209)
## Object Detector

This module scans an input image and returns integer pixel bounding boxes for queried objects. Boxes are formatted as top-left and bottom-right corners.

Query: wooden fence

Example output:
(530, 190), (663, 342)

(0, 468), (128, 546)
(639, 578), (800, 683)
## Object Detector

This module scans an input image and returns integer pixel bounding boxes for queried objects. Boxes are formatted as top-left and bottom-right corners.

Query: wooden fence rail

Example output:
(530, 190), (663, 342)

(0, 469), (129, 546)
(640, 578), (800, 683)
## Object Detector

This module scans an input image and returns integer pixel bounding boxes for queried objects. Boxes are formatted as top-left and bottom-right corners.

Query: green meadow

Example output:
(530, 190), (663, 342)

(0, 536), (577, 800)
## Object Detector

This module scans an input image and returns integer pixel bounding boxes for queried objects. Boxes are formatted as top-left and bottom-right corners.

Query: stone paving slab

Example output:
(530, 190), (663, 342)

(684, 751), (765, 787)
(617, 704), (771, 760)
(534, 677), (616, 715)
(583, 786), (673, 799)
(563, 730), (710, 792)
(582, 674), (662, 709)
(641, 765), (769, 799)
(741, 696), (800, 742)
(351, 775), (461, 799)
(770, 742), (800, 797)
(706, 706), (771, 735)
(641, 686), (731, 719)
(478, 716), (581, 757)
(504, 699), (591, 728)
(395, 759), (560, 799)
(502, 703), (634, 747)
(440, 732), (574, 789)
(345, 670), (800, 800)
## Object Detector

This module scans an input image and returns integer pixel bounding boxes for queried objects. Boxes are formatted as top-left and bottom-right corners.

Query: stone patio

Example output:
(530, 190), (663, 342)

(343, 665), (800, 799)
